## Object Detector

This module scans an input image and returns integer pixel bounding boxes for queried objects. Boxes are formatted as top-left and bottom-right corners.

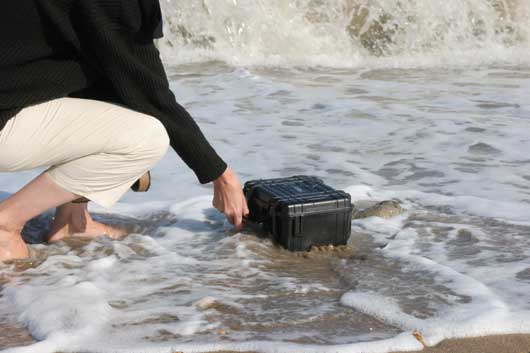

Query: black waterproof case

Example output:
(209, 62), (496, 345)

(243, 176), (353, 251)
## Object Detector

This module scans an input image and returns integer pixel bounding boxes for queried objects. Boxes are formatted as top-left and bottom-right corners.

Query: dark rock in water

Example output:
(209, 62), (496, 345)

(456, 228), (471, 238)
(281, 120), (304, 127)
(516, 268), (530, 281)
(447, 229), (480, 247)
(353, 200), (406, 219)
(465, 127), (486, 133)
(455, 229), (479, 244)
(431, 226), (455, 237)
(476, 102), (520, 109)
(311, 103), (328, 110)
(468, 142), (501, 155)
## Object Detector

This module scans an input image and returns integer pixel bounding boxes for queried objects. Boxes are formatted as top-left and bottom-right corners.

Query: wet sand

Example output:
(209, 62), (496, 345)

(206, 334), (530, 353)
(0, 322), (34, 349)
(393, 334), (530, 353)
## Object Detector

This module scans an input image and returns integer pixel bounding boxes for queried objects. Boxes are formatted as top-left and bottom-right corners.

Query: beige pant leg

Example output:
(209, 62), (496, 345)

(0, 97), (169, 209)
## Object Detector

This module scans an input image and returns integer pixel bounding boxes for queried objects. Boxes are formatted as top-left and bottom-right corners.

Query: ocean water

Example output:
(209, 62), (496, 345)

(1, 1), (530, 352)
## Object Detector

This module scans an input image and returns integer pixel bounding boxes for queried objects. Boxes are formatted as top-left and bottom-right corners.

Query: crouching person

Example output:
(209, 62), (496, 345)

(0, 0), (248, 262)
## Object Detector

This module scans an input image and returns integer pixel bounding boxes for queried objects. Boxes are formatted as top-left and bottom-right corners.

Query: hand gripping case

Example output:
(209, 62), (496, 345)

(243, 175), (353, 251)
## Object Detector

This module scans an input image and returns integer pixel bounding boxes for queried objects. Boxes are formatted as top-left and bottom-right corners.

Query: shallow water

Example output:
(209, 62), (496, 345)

(1, 62), (529, 353)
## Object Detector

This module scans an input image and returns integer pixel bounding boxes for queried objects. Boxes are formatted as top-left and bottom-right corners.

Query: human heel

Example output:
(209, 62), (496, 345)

(0, 228), (29, 262)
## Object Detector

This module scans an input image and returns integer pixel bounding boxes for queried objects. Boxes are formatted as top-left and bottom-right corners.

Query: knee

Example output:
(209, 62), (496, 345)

(0, 147), (13, 171)
(0, 143), (24, 171)
(136, 117), (170, 160)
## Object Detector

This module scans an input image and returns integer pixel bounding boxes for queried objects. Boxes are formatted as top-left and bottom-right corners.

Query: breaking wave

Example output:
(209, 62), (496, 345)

(158, 0), (530, 67)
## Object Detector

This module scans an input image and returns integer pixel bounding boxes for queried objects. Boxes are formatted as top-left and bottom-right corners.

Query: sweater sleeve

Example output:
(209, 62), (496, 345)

(72, 0), (227, 184)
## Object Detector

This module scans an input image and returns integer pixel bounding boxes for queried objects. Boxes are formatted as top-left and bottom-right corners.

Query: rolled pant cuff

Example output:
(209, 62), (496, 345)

(45, 167), (142, 209)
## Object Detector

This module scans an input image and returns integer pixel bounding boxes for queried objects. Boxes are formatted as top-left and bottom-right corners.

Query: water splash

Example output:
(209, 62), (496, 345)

(158, 0), (530, 67)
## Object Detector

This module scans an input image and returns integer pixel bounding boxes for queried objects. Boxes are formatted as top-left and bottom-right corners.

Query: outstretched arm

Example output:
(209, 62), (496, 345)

(71, 0), (248, 227)
(72, 0), (225, 183)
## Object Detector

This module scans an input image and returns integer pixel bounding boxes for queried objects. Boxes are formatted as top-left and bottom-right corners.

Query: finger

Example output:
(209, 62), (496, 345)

(213, 197), (224, 212)
(212, 193), (218, 206)
(234, 212), (243, 231)
(226, 212), (235, 225)
(242, 196), (250, 216)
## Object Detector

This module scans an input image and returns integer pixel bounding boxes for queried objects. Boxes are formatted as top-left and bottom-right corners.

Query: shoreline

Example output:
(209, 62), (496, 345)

(204, 334), (530, 353)
(2, 325), (530, 353)
(392, 334), (530, 353)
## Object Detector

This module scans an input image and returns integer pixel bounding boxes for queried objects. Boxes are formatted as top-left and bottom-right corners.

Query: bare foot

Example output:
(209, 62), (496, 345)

(47, 220), (128, 243)
(0, 227), (29, 262)
(46, 203), (129, 243)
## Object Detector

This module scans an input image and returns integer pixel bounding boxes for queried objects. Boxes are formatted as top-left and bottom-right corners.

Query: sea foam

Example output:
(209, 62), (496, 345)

(1, 56), (530, 352)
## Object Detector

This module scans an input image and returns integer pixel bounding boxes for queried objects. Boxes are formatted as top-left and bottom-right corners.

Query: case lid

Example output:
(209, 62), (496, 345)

(244, 175), (352, 217)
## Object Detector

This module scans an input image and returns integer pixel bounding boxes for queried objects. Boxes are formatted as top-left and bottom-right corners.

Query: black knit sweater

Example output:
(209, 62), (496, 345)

(0, 0), (227, 184)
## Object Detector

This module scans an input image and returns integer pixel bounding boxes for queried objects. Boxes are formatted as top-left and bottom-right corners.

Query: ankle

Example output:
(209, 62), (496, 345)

(0, 212), (24, 234)
(68, 214), (95, 233)
(52, 203), (94, 233)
